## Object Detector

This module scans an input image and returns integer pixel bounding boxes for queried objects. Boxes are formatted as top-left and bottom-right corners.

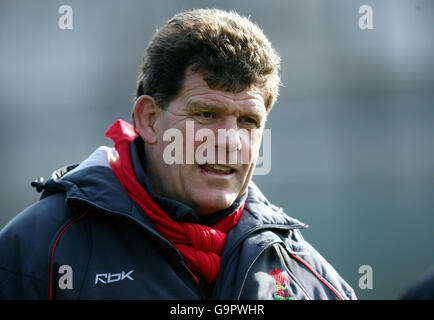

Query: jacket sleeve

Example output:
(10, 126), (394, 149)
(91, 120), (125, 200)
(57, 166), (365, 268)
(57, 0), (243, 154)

(0, 193), (71, 299)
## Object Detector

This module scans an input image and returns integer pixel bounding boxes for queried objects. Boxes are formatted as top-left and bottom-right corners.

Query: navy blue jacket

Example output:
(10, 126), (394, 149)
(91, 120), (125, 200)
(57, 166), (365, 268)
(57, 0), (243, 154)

(0, 145), (356, 300)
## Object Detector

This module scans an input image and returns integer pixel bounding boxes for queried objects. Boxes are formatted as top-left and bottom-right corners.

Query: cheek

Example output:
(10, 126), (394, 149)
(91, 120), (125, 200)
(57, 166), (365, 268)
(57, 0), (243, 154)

(243, 131), (263, 164)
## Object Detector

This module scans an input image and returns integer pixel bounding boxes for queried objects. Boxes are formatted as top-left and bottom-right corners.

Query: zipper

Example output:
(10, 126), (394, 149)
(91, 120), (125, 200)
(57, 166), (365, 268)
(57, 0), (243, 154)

(236, 241), (277, 300)
(274, 239), (313, 300)
(284, 267), (313, 300)
(277, 249), (312, 299)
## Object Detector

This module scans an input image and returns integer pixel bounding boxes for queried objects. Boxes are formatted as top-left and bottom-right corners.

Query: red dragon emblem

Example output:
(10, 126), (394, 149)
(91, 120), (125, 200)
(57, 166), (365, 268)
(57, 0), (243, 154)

(269, 268), (294, 300)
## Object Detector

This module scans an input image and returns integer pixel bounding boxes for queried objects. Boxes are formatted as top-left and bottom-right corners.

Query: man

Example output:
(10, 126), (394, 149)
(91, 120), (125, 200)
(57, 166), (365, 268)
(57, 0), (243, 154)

(0, 8), (356, 300)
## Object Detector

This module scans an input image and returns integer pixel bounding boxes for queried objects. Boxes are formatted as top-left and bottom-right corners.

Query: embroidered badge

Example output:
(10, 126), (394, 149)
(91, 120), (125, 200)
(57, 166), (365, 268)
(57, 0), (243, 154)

(270, 268), (294, 300)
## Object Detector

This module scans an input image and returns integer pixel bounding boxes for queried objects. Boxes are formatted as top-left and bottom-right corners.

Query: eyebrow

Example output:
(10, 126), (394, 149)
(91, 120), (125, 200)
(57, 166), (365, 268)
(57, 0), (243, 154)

(186, 101), (222, 113)
(186, 101), (266, 121)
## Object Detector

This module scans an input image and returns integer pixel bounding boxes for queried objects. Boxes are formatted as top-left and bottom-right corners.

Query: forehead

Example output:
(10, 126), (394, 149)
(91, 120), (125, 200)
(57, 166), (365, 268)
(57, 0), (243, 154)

(176, 71), (266, 116)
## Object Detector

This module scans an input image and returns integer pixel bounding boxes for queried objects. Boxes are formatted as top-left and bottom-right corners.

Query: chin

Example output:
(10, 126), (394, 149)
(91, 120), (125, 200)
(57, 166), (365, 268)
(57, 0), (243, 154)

(192, 189), (239, 215)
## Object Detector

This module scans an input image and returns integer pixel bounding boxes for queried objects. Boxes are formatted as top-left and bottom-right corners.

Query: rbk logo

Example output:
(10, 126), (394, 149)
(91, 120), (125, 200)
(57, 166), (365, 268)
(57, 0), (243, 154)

(95, 270), (135, 284)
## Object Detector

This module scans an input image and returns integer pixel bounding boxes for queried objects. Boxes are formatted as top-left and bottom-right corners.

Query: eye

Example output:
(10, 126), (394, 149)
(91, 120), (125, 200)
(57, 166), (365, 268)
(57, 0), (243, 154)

(199, 111), (216, 119)
(239, 116), (259, 126)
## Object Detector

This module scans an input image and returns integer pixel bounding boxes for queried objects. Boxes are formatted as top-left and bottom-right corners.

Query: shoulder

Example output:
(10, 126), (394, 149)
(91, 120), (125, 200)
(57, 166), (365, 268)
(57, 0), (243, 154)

(0, 193), (75, 290)
(283, 228), (357, 300)
(246, 183), (357, 299)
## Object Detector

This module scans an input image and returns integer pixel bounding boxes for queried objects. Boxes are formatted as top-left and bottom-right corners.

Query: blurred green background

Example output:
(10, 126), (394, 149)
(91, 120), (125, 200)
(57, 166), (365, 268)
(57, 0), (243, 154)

(1, 0), (433, 299)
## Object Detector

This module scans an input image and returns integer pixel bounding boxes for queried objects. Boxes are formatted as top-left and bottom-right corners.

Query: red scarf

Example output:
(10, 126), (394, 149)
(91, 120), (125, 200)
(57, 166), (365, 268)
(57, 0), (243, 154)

(105, 119), (244, 284)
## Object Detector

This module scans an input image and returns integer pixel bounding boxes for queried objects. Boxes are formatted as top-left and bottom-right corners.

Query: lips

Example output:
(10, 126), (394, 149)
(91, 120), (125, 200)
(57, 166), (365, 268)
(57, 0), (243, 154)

(199, 164), (235, 175)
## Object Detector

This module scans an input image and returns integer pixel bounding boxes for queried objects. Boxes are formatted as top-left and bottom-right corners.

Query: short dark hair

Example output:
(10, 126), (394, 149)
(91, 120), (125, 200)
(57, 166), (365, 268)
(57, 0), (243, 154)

(134, 8), (281, 125)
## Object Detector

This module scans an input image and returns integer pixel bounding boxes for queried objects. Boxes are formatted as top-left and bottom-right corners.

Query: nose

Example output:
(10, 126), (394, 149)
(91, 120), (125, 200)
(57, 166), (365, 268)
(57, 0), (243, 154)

(215, 117), (242, 152)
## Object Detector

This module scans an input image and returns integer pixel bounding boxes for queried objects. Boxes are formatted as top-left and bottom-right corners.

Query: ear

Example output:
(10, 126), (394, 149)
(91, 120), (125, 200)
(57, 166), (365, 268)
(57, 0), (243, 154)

(133, 95), (160, 144)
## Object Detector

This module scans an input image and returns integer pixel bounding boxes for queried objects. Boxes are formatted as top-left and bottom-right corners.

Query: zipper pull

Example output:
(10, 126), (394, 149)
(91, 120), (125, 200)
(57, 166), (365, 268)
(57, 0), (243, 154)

(30, 177), (45, 192)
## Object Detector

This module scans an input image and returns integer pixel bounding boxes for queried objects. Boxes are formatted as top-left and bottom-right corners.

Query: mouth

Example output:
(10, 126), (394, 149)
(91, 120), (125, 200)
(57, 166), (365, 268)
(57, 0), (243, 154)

(199, 164), (236, 175)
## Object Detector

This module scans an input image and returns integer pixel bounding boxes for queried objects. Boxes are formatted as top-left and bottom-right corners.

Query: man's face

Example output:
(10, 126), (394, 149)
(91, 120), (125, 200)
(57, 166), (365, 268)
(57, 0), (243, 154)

(144, 71), (267, 215)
